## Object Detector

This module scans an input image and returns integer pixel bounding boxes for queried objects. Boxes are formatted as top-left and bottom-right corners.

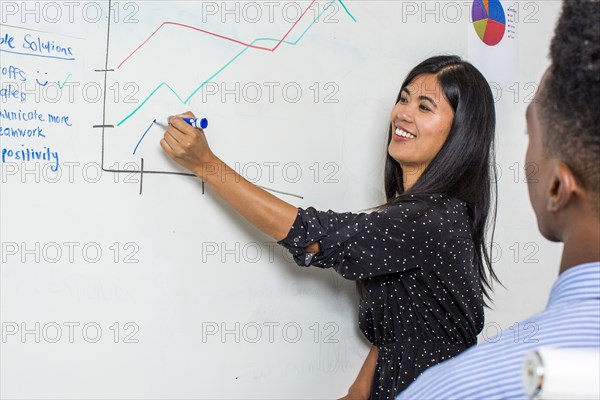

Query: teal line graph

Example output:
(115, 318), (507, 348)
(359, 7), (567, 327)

(116, 0), (356, 127)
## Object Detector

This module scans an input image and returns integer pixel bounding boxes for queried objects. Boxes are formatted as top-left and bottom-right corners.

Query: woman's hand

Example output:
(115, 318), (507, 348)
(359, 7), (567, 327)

(337, 387), (370, 400)
(160, 111), (215, 178)
(339, 345), (377, 400)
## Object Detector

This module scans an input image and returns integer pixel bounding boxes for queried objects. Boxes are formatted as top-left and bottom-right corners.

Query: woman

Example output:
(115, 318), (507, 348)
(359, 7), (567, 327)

(160, 55), (498, 399)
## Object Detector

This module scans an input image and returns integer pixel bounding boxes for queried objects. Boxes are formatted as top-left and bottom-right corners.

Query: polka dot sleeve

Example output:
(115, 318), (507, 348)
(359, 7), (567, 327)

(277, 204), (430, 280)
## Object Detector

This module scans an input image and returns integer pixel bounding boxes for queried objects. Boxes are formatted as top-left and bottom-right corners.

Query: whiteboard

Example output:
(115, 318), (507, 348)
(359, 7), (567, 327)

(1, 1), (563, 398)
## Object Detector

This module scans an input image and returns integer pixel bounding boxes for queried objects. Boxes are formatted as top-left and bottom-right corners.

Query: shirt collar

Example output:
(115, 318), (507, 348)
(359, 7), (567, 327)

(547, 262), (600, 308)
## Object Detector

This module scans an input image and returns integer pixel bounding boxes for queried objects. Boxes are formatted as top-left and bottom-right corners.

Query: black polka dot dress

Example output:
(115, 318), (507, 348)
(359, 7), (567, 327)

(277, 195), (484, 399)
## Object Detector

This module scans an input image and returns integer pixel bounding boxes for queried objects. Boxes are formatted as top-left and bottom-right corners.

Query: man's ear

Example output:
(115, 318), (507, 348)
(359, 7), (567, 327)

(547, 161), (580, 212)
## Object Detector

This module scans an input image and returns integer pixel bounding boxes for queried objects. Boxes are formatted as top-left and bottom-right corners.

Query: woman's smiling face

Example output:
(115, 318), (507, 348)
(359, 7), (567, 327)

(388, 73), (455, 173)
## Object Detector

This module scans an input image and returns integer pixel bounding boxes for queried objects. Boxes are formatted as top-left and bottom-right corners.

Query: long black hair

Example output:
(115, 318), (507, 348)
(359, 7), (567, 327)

(374, 55), (499, 303)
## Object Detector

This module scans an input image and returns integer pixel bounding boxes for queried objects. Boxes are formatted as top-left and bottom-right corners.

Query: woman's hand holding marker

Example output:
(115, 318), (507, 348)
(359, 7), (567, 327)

(159, 111), (214, 178)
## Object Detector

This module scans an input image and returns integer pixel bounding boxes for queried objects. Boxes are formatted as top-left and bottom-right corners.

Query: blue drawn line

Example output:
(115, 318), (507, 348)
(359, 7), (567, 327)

(0, 49), (75, 61)
(133, 120), (155, 155)
(118, 0), (356, 127)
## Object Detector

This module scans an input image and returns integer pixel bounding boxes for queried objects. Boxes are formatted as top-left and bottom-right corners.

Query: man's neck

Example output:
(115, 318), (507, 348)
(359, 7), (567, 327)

(559, 217), (600, 274)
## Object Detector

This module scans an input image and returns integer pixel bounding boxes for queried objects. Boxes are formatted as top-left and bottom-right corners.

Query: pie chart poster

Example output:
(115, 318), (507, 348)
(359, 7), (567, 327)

(468, 0), (518, 89)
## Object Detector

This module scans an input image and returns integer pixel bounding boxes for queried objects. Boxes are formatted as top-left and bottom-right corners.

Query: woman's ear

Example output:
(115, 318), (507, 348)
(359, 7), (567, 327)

(546, 161), (580, 212)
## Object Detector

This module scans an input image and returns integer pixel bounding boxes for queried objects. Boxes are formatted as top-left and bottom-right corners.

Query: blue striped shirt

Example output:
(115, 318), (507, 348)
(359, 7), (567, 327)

(397, 262), (600, 399)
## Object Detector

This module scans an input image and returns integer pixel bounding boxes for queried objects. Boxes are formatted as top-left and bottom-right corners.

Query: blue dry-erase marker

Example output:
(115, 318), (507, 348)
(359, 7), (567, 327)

(154, 117), (209, 129)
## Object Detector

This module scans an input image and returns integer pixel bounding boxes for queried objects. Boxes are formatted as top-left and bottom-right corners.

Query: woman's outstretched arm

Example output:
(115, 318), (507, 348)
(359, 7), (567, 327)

(160, 112), (299, 241)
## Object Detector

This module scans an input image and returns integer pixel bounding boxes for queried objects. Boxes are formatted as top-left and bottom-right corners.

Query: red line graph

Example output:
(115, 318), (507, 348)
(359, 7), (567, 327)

(118, 0), (317, 69)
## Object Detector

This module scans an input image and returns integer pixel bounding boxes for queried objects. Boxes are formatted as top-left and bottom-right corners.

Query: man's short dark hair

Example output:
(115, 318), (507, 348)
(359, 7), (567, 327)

(539, 0), (600, 208)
